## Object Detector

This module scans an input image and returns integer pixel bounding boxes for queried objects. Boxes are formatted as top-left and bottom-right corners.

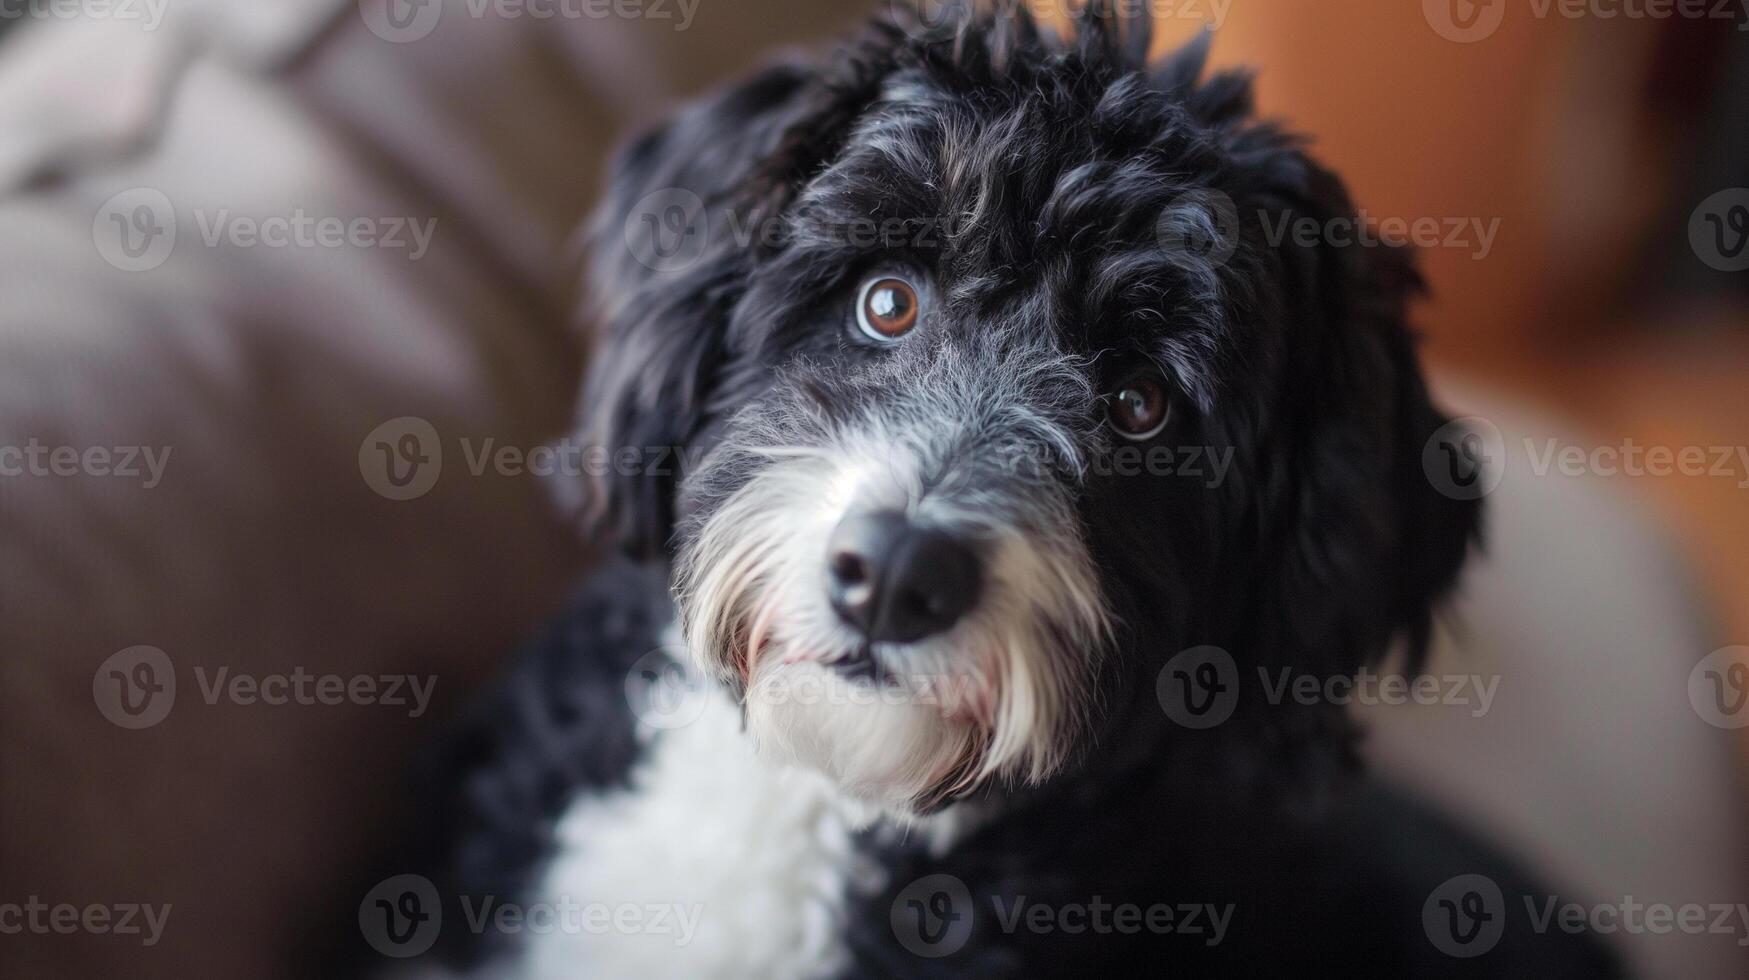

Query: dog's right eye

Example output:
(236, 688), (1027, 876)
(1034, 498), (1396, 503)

(855, 275), (922, 342)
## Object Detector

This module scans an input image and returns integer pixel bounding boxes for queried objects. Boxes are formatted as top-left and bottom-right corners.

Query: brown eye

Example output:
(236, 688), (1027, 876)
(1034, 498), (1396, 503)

(1107, 374), (1171, 441)
(856, 276), (921, 341)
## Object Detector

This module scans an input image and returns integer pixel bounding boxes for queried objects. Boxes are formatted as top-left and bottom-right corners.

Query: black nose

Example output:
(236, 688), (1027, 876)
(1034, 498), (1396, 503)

(826, 511), (981, 644)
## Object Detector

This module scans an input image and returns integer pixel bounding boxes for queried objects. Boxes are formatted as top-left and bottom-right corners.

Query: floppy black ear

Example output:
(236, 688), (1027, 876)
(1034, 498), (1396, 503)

(576, 63), (821, 560)
(1244, 158), (1484, 680)
(576, 16), (926, 560)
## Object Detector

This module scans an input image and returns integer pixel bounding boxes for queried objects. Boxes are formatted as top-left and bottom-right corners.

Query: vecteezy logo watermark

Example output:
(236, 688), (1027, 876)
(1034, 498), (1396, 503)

(360, 874), (443, 958)
(1424, 874), (1507, 957)
(94, 187), (176, 272)
(1424, 416), (1507, 501)
(624, 187), (711, 273)
(93, 648), (438, 729)
(891, 875), (977, 958)
(1156, 645), (1240, 729)
(1690, 188), (1749, 273)
(93, 646), (177, 730)
(0, 898), (172, 947)
(624, 647), (712, 730)
(0, 440), (172, 488)
(358, 0), (443, 43)
(360, 417), (443, 501)
(1689, 646), (1749, 730)
(0, 0), (170, 30)
(1157, 187), (1241, 270)
(1423, 0), (1510, 41)
(1427, 0), (1749, 42)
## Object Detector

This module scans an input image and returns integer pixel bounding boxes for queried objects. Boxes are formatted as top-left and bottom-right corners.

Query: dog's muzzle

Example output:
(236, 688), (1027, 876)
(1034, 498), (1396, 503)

(673, 336), (1114, 810)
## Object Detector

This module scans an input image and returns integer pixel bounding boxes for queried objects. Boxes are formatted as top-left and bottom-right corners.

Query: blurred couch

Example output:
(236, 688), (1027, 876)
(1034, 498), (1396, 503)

(0, 2), (1742, 978)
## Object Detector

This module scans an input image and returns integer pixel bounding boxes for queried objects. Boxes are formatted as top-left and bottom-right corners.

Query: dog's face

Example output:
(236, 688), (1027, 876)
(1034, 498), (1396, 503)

(580, 3), (1480, 814)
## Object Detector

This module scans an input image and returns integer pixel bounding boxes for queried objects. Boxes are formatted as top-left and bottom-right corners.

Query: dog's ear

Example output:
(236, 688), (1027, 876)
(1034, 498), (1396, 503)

(1242, 157), (1483, 680)
(576, 13), (928, 559)
(576, 48), (891, 559)
(576, 63), (818, 559)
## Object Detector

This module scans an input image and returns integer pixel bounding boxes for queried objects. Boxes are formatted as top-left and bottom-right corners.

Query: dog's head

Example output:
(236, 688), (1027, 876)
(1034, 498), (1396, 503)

(578, 1), (1481, 814)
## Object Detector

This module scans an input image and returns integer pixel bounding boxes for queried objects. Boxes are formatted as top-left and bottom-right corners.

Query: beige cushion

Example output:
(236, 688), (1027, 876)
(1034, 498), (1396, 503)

(0, 4), (595, 976)
(1363, 382), (1748, 980)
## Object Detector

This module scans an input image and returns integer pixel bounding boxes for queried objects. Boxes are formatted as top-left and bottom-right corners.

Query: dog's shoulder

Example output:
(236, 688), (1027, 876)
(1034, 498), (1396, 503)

(410, 557), (677, 963)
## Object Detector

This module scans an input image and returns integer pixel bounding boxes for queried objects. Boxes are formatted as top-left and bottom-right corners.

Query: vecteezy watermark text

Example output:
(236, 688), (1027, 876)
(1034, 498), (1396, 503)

(0, 0), (169, 28)
(0, 898), (171, 947)
(889, 874), (1233, 958)
(192, 209), (436, 260)
(190, 666), (436, 718)
(359, 416), (724, 502)
(93, 646), (437, 729)
(459, 896), (702, 944)
(358, 874), (702, 959)
(1157, 646), (1501, 730)
(462, 0), (700, 28)
(1424, 418), (1749, 501)
(93, 187), (438, 272)
(1425, 0), (1749, 44)
(1525, 438), (1749, 487)
(1259, 210), (1502, 261)
(1424, 874), (1749, 957)
(0, 440), (171, 488)
(360, 0), (702, 44)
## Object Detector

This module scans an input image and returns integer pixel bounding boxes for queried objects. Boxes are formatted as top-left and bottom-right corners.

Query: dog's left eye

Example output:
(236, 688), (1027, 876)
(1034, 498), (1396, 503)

(855, 275), (922, 342)
(1106, 373), (1171, 441)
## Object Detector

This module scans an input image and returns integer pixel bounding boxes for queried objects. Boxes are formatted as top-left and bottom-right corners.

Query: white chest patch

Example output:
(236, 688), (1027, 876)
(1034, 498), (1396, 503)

(509, 662), (884, 980)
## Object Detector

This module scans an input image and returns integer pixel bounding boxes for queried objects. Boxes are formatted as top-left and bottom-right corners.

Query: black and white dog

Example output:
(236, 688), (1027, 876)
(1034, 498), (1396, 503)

(398, 3), (1619, 977)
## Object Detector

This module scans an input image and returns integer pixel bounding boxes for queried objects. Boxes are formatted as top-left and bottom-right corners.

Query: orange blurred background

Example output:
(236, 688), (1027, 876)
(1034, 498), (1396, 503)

(1139, 3), (1749, 772)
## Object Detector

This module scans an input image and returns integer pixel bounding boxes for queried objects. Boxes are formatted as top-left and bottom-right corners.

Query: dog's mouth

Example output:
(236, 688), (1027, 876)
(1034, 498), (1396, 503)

(825, 646), (885, 683)
(735, 626), (996, 810)
(740, 604), (996, 728)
